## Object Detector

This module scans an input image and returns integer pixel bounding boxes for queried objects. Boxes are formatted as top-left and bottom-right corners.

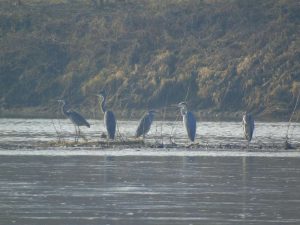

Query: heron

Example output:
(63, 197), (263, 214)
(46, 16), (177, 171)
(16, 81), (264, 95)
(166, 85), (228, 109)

(242, 111), (255, 143)
(135, 110), (157, 139)
(96, 91), (116, 140)
(178, 102), (196, 142)
(57, 100), (90, 142)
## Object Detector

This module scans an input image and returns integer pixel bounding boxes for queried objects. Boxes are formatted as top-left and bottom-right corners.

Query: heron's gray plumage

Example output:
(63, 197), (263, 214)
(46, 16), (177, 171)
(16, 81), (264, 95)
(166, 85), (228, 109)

(104, 110), (116, 139)
(184, 111), (196, 142)
(58, 100), (90, 142)
(59, 100), (90, 128)
(242, 112), (255, 142)
(97, 91), (116, 140)
(178, 102), (196, 142)
(135, 110), (156, 138)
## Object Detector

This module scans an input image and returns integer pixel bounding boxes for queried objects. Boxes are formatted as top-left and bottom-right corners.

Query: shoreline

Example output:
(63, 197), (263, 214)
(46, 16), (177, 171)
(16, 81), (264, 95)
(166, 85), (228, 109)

(1, 138), (299, 152)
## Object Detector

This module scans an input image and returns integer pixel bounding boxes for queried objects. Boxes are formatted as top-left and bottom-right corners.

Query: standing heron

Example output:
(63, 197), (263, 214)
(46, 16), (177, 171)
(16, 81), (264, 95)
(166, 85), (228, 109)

(242, 112), (255, 143)
(57, 100), (90, 142)
(178, 102), (196, 142)
(135, 110), (157, 139)
(96, 91), (116, 140)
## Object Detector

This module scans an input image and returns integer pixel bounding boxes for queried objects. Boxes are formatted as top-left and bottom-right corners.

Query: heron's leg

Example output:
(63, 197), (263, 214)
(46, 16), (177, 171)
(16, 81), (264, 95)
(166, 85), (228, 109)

(74, 125), (78, 143)
(76, 126), (79, 143)
(78, 127), (87, 142)
(105, 134), (110, 147)
(73, 125), (76, 142)
(185, 140), (192, 148)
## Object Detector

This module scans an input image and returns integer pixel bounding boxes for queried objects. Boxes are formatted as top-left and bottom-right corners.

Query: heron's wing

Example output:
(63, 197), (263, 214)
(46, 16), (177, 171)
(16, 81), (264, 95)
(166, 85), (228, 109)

(184, 112), (196, 142)
(244, 126), (252, 141)
(135, 114), (152, 137)
(105, 111), (116, 139)
(249, 116), (255, 138)
(68, 110), (90, 127)
(243, 115), (254, 141)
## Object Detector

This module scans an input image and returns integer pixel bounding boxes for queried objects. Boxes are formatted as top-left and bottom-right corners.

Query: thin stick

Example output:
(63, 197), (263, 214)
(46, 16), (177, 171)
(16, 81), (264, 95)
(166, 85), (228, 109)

(53, 103), (65, 143)
(184, 79), (191, 102)
(51, 118), (61, 142)
(161, 107), (167, 145)
(161, 87), (170, 145)
(116, 122), (125, 142)
(286, 90), (300, 140)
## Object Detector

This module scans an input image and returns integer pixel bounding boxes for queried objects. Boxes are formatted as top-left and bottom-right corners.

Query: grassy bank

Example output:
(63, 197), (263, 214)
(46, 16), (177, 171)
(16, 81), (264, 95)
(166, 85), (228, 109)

(0, 0), (299, 120)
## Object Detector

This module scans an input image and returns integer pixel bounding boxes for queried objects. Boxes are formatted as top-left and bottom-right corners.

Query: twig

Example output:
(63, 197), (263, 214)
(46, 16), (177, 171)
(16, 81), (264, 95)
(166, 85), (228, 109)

(116, 122), (125, 142)
(51, 119), (61, 142)
(52, 103), (66, 143)
(286, 90), (300, 141)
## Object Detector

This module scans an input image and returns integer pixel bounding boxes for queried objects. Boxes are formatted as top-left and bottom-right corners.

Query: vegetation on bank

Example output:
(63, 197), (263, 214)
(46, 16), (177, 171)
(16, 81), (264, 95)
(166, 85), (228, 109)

(0, 0), (299, 121)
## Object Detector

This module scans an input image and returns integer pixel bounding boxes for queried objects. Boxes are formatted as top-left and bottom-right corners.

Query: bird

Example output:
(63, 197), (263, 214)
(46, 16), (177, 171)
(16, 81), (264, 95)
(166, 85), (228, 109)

(57, 100), (90, 142)
(242, 111), (255, 143)
(96, 91), (116, 140)
(135, 110), (157, 139)
(178, 102), (196, 142)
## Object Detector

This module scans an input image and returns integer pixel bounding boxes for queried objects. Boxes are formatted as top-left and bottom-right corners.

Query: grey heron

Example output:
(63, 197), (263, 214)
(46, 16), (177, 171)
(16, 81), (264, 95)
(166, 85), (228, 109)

(57, 100), (90, 141)
(96, 91), (116, 140)
(178, 102), (196, 142)
(242, 112), (255, 143)
(135, 110), (157, 139)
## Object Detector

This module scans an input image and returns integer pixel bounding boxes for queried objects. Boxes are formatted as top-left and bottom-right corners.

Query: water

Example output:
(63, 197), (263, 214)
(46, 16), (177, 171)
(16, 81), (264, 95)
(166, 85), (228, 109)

(0, 118), (299, 148)
(1, 155), (300, 225)
(0, 119), (300, 225)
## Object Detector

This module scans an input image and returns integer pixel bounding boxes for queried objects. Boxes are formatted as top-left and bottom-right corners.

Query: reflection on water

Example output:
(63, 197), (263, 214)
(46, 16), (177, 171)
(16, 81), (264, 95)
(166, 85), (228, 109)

(0, 155), (300, 225)
(0, 118), (299, 148)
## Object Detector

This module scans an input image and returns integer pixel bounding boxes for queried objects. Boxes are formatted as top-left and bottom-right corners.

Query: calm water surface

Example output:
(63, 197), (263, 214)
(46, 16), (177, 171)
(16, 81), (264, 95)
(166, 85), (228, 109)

(0, 155), (300, 225)
(0, 119), (300, 225)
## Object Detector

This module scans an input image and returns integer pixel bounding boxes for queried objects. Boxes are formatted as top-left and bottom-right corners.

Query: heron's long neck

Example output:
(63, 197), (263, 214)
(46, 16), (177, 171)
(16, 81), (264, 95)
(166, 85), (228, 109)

(243, 114), (251, 124)
(100, 96), (106, 113)
(148, 112), (154, 121)
(61, 102), (69, 116)
(180, 107), (187, 116)
(243, 115), (247, 124)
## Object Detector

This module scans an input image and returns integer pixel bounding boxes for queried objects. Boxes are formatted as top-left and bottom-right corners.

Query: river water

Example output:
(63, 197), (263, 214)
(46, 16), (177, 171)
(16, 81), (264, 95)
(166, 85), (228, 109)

(0, 119), (300, 225)
(0, 118), (299, 147)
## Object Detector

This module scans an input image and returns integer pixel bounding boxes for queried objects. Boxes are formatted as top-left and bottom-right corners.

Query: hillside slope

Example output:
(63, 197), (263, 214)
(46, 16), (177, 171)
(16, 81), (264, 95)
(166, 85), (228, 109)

(0, 0), (299, 120)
